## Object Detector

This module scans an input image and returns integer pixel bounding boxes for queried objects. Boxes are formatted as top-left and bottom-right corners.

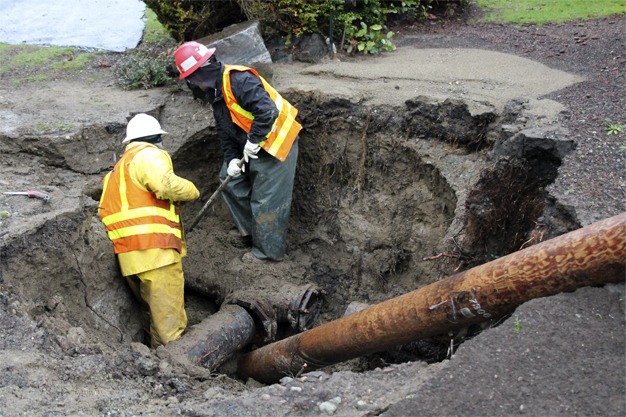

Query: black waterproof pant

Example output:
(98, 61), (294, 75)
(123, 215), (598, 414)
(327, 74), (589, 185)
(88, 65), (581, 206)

(219, 139), (298, 261)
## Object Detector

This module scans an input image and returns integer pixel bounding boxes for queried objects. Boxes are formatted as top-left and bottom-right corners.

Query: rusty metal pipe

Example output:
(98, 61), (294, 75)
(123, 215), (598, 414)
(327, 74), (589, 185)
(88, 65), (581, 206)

(164, 304), (256, 370)
(237, 213), (626, 383)
(162, 284), (322, 371)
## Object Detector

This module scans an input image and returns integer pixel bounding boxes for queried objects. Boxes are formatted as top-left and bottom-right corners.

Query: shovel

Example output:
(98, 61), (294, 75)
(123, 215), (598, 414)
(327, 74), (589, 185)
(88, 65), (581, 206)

(187, 159), (244, 233)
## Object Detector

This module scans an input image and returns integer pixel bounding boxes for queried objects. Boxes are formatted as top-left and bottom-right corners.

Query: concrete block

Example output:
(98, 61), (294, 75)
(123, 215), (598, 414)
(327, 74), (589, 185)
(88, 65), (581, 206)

(197, 20), (273, 80)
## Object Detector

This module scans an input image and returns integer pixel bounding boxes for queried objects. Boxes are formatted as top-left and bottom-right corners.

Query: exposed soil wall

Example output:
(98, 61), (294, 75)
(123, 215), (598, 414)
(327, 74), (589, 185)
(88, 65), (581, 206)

(0, 15), (624, 416)
(1, 86), (578, 358)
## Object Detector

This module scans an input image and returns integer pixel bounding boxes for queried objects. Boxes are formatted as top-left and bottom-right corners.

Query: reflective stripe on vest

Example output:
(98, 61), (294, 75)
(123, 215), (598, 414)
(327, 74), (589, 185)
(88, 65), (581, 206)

(98, 144), (183, 254)
(222, 65), (302, 162)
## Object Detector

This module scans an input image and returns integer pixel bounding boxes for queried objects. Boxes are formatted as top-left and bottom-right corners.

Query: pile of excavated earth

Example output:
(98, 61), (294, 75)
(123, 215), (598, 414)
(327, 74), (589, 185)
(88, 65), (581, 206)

(0, 14), (624, 417)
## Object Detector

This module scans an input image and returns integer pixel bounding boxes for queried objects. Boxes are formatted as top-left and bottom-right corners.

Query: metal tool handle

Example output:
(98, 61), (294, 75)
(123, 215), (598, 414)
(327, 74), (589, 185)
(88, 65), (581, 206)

(187, 176), (233, 233)
(187, 159), (245, 233)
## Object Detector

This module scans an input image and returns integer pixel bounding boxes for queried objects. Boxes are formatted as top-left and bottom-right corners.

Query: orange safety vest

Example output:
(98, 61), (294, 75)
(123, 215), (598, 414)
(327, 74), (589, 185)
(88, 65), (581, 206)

(222, 65), (302, 162)
(98, 144), (183, 254)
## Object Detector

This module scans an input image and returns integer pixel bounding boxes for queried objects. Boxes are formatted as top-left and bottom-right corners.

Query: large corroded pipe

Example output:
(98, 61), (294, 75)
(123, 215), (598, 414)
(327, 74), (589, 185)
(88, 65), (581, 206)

(162, 283), (322, 371)
(165, 304), (256, 371)
(238, 212), (626, 383)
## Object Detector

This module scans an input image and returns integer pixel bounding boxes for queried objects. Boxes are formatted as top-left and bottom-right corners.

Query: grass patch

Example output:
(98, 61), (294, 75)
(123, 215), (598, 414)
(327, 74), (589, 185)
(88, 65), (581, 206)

(0, 43), (99, 80)
(28, 122), (75, 135)
(51, 52), (99, 70)
(5, 44), (76, 68)
(143, 7), (174, 45)
(475, 0), (626, 24)
(0, 8), (173, 88)
(23, 74), (50, 83)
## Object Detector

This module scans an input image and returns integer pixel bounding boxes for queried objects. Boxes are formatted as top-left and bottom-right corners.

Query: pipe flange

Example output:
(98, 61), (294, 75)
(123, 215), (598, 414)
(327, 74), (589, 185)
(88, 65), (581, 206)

(288, 285), (322, 331)
(225, 293), (277, 343)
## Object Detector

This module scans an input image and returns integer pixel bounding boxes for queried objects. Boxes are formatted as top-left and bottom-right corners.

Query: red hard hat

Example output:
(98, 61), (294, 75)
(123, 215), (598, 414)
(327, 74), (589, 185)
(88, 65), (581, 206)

(174, 41), (216, 80)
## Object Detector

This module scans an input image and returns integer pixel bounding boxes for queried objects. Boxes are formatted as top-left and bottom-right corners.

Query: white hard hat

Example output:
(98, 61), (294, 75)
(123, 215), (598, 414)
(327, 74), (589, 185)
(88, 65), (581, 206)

(122, 113), (168, 144)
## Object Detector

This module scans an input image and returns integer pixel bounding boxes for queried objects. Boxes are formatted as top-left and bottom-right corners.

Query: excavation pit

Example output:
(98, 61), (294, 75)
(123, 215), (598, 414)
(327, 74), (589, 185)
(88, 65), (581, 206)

(2, 40), (622, 416)
(0, 87), (578, 373)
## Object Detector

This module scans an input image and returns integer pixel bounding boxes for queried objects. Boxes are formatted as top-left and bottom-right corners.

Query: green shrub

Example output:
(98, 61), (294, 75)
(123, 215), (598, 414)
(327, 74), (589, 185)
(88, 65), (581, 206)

(115, 50), (172, 90)
(245, 0), (421, 53)
(346, 22), (396, 54)
(144, 0), (246, 42)
(143, 0), (449, 55)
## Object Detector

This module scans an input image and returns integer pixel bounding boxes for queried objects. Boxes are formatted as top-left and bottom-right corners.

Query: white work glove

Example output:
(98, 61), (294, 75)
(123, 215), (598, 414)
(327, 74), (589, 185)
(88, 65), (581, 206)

(227, 158), (244, 177)
(243, 139), (261, 163)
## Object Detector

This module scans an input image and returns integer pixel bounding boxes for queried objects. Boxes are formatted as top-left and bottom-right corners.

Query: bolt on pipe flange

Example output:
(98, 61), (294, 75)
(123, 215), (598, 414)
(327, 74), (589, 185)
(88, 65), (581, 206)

(288, 284), (322, 331)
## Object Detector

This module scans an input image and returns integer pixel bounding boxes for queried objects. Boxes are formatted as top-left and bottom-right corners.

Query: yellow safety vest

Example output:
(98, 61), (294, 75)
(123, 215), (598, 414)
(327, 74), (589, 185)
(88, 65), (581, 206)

(222, 65), (302, 162)
(99, 144), (183, 254)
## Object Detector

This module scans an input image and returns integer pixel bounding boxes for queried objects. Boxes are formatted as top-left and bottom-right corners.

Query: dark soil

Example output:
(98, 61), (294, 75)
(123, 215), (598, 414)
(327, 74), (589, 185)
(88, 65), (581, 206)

(392, 12), (626, 224)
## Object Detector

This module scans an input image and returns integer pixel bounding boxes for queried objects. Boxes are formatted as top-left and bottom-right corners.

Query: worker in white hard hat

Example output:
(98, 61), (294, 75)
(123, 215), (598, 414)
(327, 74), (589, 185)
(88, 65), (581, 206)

(173, 41), (302, 263)
(98, 113), (200, 348)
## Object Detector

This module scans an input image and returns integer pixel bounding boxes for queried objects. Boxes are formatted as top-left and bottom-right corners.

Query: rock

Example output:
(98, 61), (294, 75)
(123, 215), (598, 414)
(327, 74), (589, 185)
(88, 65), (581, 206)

(130, 342), (158, 376)
(492, 125), (576, 161)
(318, 396), (342, 414)
(294, 34), (329, 64)
(197, 20), (274, 81)
(67, 327), (86, 346)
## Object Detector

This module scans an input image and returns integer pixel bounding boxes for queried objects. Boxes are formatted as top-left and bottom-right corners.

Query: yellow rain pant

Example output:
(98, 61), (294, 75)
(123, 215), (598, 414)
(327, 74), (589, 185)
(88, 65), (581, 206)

(125, 261), (187, 348)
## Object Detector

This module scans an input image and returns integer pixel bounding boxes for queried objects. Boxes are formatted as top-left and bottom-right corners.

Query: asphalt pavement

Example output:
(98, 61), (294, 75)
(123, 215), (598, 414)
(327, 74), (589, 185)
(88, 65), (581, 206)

(0, 0), (146, 51)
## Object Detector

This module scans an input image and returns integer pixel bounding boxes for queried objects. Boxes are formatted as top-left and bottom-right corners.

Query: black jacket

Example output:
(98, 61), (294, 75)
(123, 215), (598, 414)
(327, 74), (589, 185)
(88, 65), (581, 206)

(211, 66), (278, 164)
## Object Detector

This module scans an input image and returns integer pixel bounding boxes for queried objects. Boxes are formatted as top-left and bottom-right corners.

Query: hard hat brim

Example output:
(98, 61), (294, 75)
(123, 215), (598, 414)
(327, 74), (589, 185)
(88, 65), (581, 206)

(122, 128), (168, 144)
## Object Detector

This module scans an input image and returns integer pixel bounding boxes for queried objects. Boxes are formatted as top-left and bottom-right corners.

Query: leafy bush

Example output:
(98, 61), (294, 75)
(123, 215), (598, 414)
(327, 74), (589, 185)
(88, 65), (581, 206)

(115, 51), (172, 90)
(144, 0), (453, 55)
(144, 0), (246, 42)
(346, 22), (396, 54)
(245, 0), (425, 53)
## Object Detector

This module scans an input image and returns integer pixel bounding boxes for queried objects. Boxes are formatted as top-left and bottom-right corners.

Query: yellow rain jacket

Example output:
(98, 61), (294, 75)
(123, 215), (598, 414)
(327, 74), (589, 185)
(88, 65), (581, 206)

(99, 142), (199, 347)
(99, 142), (199, 276)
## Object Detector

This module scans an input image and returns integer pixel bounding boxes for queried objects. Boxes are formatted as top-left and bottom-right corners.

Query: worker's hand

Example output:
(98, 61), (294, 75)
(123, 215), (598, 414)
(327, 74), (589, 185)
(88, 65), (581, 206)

(243, 139), (260, 163)
(227, 158), (244, 177)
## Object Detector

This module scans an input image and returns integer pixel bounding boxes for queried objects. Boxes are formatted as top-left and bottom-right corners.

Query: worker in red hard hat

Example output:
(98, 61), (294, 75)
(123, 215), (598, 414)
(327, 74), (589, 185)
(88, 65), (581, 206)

(99, 113), (200, 348)
(173, 41), (301, 263)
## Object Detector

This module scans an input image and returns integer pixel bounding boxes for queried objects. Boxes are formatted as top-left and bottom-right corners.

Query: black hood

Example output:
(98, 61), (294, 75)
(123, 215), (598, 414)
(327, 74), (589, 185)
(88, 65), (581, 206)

(186, 60), (223, 91)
